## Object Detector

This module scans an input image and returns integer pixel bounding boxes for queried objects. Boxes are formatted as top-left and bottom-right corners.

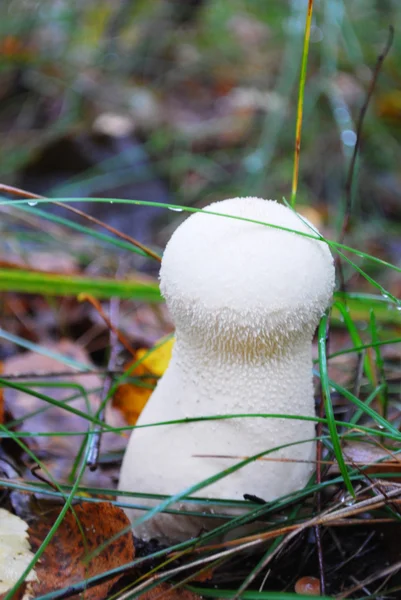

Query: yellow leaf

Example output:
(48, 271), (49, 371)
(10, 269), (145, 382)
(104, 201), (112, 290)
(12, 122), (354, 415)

(112, 337), (174, 425)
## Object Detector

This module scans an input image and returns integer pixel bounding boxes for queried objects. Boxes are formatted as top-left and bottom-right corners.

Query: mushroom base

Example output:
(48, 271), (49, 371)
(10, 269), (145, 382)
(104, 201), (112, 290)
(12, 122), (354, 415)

(118, 335), (317, 542)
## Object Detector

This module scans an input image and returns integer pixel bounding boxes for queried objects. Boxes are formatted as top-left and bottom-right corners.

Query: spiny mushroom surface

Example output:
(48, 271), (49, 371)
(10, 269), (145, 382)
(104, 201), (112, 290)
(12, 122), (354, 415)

(119, 197), (335, 542)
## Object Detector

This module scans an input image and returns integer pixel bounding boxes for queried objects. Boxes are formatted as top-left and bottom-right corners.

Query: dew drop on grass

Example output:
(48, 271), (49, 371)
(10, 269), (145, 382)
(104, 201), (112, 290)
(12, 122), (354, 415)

(340, 493), (352, 504)
(168, 207), (183, 212)
(341, 130), (357, 147)
(28, 200), (38, 206)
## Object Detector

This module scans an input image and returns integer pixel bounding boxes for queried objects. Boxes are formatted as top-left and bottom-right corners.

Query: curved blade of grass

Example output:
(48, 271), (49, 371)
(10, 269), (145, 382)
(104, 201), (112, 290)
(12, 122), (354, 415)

(0, 268), (162, 300)
(322, 337), (401, 361)
(0, 377), (118, 431)
(3, 409), (401, 445)
(5, 382), (104, 428)
(333, 300), (375, 389)
(333, 294), (401, 326)
(5, 197), (401, 278)
(349, 384), (387, 425)
(369, 310), (388, 418)
(329, 378), (400, 437)
(335, 248), (400, 306)
(318, 313), (354, 497)
(0, 328), (91, 370)
(14, 203), (151, 256)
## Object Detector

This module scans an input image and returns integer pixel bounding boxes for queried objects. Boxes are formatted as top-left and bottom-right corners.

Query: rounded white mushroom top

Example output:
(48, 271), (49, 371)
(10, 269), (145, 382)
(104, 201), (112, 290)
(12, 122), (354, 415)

(161, 197), (335, 351)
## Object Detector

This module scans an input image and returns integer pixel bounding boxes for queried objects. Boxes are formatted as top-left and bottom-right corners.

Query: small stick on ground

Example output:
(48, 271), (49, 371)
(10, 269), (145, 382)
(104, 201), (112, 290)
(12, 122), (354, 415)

(87, 288), (122, 470)
(0, 184), (162, 263)
(335, 26), (394, 293)
(341, 25), (394, 243)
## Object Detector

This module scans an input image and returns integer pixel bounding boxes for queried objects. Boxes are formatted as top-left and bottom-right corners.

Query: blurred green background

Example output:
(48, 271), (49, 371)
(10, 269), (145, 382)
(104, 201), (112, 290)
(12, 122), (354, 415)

(1, 0), (400, 277)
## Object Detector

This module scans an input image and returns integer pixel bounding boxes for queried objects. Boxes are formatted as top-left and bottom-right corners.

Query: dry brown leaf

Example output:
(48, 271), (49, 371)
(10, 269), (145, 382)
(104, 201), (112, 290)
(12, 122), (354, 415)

(330, 441), (401, 480)
(29, 501), (134, 600)
(138, 582), (202, 600)
(113, 338), (173, 425)
(0, 252), (77, 274)
(190, 568), (214, 583)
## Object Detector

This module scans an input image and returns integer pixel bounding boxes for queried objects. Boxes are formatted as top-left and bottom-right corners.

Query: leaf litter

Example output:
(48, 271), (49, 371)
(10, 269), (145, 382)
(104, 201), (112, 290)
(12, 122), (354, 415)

(29, 502), (134, 600)
(3, 340), (126, 486)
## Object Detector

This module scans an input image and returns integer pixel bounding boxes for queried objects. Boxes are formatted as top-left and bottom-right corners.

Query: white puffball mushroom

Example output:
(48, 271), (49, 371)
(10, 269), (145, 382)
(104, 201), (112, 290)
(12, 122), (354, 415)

(119, 197), (335, 542)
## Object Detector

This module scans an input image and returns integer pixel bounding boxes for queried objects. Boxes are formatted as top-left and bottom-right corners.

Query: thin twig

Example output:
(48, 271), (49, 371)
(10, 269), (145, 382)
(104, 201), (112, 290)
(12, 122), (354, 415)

(87, 289), (122, 470)
(182, 483), (401, 555)
(0, 369), (125, 379)
(193, 453), (401, 469)
(31, 465), (59, 492)
(336, 559), (401, 599)
(79, 294), (136, 358)
(335, 26), (394, 299)
(0, 184), (162, 262)
(340, 25), (394, 243)
(329, 531), (375, 575)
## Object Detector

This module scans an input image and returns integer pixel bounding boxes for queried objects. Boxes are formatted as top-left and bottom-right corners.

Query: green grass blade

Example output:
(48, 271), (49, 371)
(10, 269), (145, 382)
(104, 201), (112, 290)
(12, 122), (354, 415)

(0, 268), (162, 300)
(291, 0), (314, 207)
(0, 378), (118, 431)
(318, 313), (354, 497)
(187, 587), (332, 600)
(0, 328), (91, 370)
(369, 310), (389, 418)
(11, 203), (152, 257)
(333, 300), (375, 389)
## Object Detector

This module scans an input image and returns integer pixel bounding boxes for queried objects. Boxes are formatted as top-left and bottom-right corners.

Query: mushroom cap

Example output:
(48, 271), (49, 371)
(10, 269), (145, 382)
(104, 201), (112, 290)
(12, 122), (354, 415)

(161, 197), (335, 344)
